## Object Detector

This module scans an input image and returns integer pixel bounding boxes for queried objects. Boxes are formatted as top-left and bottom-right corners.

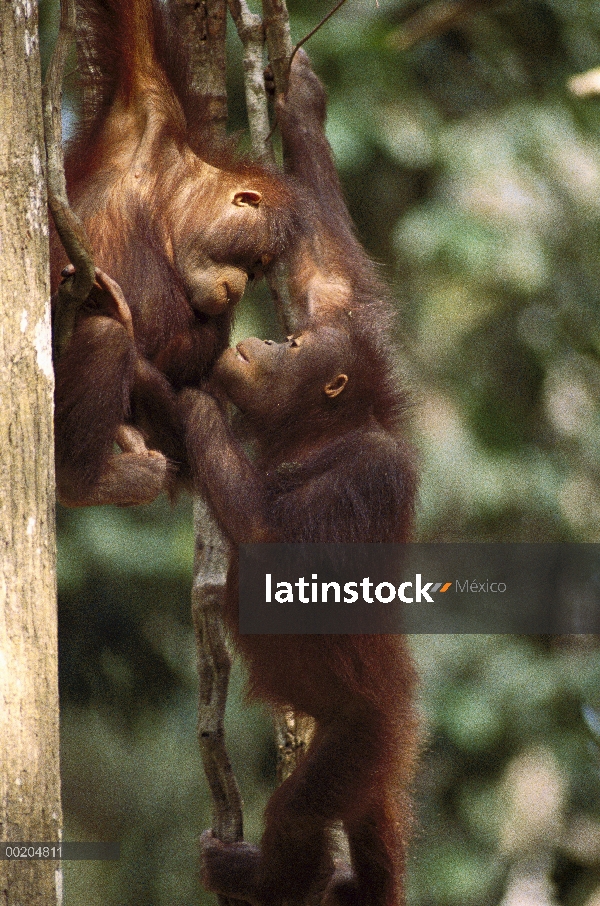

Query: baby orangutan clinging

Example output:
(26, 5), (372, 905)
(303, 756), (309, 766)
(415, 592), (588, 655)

(182, 315), (418, 906)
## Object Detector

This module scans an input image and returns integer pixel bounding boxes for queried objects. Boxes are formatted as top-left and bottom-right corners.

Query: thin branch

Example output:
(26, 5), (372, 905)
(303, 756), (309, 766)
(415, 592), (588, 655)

(229, 0), (294, 331)
(192, 500), (241, 842)
(258, 0), (296, 332)
(42, 0), (95, 356)
(179, 6), (245, 902)
(228, 0), (275, 164)
(288, 0), (351, 77)
(192, 499), (244, 906)
(261, 0), (293, 95)
(229, 0), (315, 773)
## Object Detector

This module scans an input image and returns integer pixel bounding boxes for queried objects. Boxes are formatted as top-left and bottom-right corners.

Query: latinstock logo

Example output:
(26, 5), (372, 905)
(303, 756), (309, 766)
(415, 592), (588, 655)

(265, 573), (454, 605)
(397, 576), (452, 603)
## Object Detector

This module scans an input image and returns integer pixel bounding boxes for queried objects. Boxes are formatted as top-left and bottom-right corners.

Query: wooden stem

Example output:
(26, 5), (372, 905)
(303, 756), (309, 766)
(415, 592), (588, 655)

(171, 0), (229, 139)
(42, 0), (96, 357)
(261, 0), (293, 95)
(192, 499), (245, 906)
(228, 0), (275, 165)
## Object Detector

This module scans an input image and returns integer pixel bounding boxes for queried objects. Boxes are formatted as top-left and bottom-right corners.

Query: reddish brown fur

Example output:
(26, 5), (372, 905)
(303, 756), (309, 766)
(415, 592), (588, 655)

(187, 332), (418, 906)
(52, 0), (301, 506)
(184, 54), (419, 906)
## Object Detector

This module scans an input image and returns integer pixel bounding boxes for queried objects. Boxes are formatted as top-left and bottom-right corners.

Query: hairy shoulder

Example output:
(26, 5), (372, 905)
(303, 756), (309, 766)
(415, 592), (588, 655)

(270, 426), (416, 544)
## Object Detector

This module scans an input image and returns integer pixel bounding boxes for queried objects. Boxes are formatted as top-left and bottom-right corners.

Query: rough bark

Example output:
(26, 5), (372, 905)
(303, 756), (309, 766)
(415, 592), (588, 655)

(171, 0), (229, 138)
(0, 2), (62, 905)
(191, 499), (243, 843)
(261, 0), (293, 95)
(228, 0), (294, 331)
(228, 0), (274, 165)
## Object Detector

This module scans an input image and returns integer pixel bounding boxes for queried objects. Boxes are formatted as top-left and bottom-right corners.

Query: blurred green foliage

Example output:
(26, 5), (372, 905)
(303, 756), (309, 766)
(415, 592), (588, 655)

(40, 0), (600, 902)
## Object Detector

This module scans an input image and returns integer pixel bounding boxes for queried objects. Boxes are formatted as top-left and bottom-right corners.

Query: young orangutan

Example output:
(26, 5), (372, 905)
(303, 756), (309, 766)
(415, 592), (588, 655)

(185, 322), (418, 906)
(52, 0), (301, 507)
(181, 53), (420, 906)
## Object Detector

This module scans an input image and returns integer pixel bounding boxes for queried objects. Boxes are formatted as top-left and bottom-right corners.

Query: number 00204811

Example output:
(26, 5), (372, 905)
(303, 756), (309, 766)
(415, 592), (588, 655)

(1, 844), (62, 859)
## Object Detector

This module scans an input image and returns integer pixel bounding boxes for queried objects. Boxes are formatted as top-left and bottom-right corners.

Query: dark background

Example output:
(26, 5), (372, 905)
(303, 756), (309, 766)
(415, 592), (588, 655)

(39, 0), (600, 903)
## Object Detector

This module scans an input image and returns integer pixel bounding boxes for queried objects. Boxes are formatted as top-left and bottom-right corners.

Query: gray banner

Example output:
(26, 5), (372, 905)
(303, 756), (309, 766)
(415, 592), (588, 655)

(239, 543), (600, 633)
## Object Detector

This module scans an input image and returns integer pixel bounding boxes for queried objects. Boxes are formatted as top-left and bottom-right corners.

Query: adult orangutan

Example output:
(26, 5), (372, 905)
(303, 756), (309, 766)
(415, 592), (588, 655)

(52, 0), (301, 506)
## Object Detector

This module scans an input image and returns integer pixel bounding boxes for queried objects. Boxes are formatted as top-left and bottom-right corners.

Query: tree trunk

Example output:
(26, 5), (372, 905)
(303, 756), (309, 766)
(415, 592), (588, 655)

(0, 3), (62, 905)
(171, 0), (228, 138)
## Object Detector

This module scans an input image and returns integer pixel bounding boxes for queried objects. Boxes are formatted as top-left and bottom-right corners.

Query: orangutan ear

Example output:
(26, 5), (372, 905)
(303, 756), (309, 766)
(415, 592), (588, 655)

(233, 191), (262, 207)
(324, 374), (348, 398)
